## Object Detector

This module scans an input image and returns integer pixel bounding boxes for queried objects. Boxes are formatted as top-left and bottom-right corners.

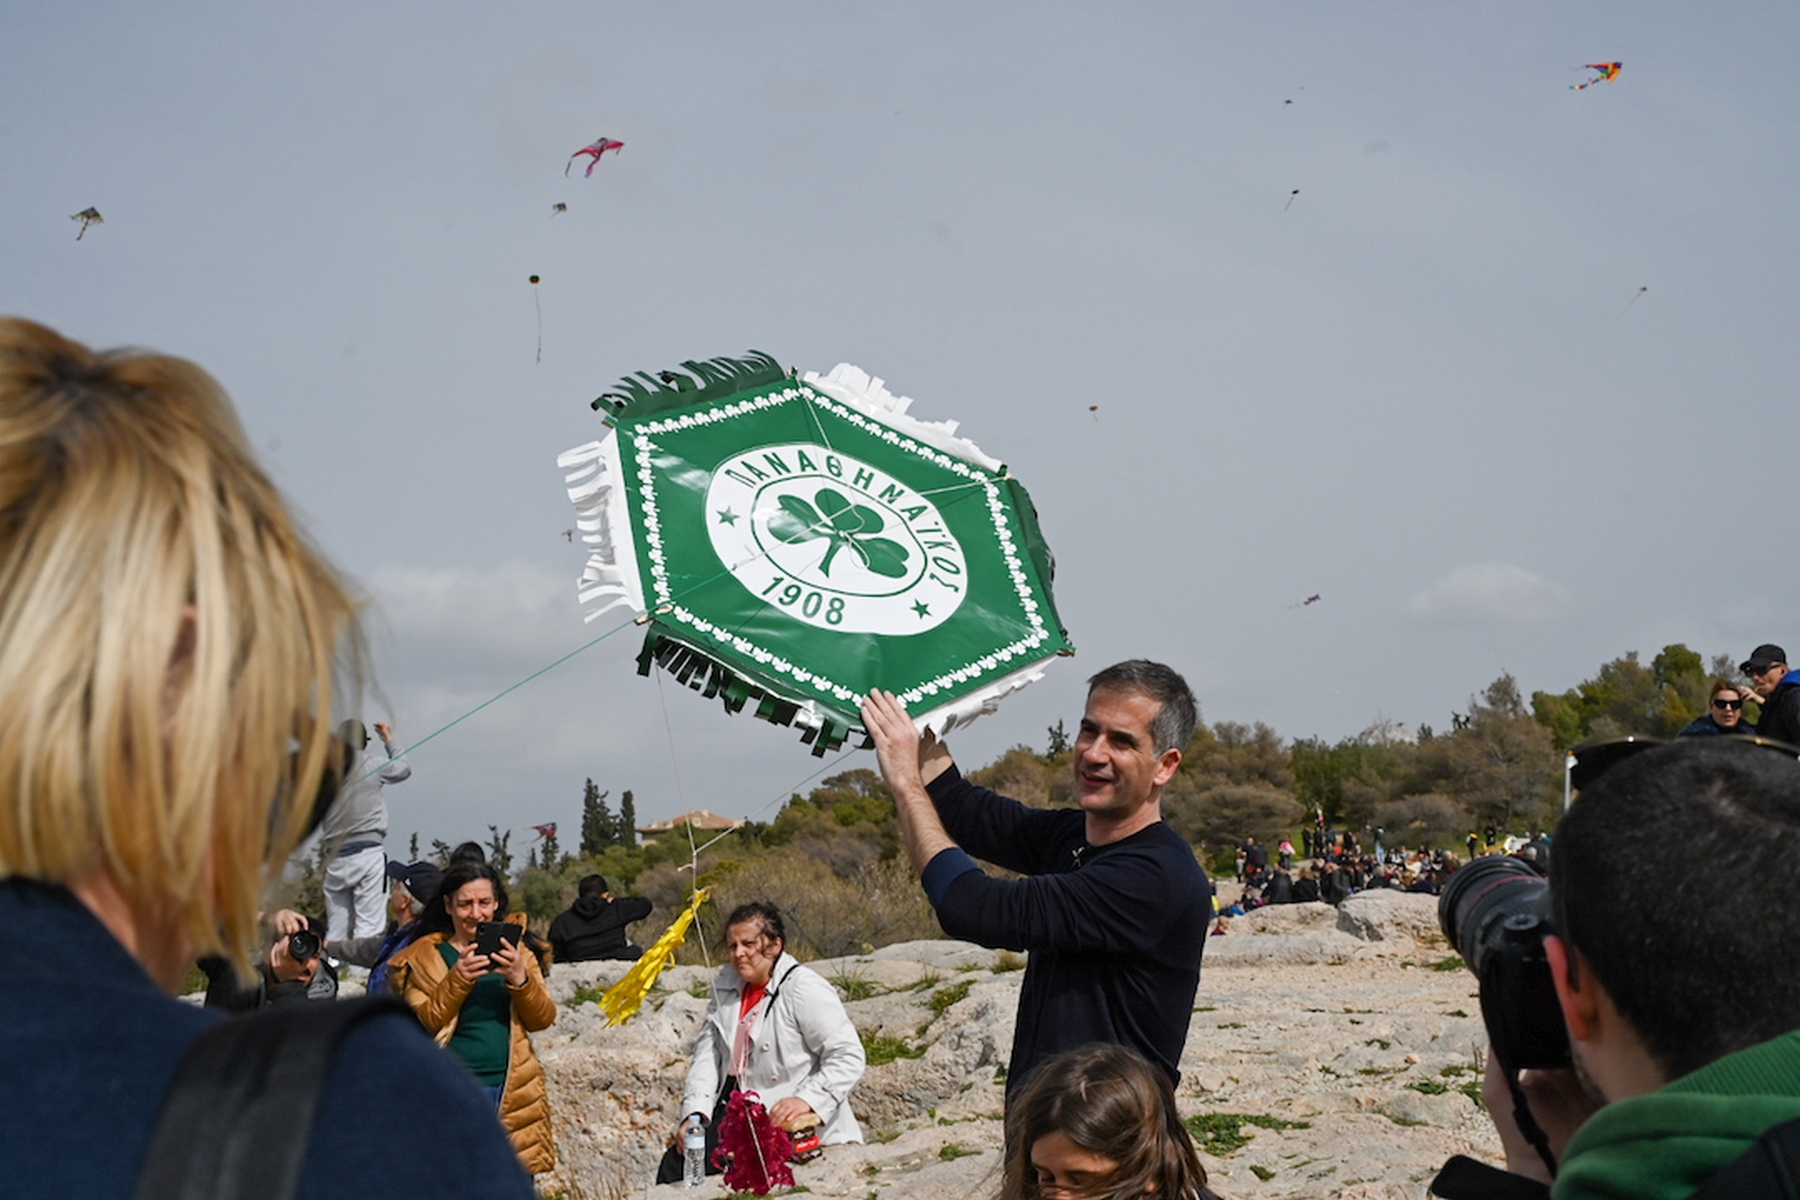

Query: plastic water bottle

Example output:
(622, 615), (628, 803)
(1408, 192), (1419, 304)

(684, 1119), (706, 1188)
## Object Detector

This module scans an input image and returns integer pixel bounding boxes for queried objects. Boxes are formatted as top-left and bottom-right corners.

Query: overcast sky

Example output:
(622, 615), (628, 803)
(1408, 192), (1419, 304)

(7, 3), (1797, 852)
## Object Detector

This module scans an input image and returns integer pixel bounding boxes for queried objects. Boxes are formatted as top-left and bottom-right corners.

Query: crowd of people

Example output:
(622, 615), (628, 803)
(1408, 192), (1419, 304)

(6, 317), (1799, 1199)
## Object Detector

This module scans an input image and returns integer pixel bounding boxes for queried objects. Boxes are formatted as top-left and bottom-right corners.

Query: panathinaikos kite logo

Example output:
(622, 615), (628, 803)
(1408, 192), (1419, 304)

(705, 442), (968, 636)
(558, 352), (1073, 754)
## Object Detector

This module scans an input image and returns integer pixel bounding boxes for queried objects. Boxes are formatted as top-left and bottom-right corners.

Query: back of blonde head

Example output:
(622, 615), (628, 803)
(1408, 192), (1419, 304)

(0, 317), (358, 968)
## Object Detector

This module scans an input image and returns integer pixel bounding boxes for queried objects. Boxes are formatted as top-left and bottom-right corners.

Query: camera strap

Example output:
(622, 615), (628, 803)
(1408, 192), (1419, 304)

(132, 995), (413, 1200)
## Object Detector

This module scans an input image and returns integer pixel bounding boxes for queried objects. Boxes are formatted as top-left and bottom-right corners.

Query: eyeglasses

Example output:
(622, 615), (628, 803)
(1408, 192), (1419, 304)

(1713, 698), (1744, 710)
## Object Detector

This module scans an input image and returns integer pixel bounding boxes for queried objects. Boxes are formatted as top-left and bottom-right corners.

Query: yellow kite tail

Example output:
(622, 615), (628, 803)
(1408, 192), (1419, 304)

(601, 886), (711, 1026)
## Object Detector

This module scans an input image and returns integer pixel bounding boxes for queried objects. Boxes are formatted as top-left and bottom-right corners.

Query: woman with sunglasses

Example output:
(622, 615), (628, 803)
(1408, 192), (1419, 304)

(0, 320), (534, 1198)
(1677, 679), (1758, 738)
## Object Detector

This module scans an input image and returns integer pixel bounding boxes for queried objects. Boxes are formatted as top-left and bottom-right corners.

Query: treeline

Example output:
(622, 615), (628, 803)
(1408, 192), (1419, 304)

(370, 643), (1741, 962)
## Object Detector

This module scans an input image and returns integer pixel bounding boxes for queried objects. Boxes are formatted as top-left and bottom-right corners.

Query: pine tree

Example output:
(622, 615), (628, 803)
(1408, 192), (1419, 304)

(408, 832), (419, 861)
(580, 779), (612, 857)
(486, 825), (514, 878)
(619, 789), (638, 847)
(540, 825), (562, 873)
(430, 838), (452, 867)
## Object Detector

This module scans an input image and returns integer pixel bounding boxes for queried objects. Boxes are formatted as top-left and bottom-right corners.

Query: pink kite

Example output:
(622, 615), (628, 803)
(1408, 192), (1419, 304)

(566, 136), (624, 177)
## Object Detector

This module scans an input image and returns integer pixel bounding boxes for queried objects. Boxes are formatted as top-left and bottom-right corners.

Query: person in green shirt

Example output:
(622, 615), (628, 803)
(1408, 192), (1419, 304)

(1448, 740), (1800, 1200)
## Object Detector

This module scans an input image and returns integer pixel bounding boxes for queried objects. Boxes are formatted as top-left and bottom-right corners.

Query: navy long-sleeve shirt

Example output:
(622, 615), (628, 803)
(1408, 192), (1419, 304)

(919, 765), (1209, 1092)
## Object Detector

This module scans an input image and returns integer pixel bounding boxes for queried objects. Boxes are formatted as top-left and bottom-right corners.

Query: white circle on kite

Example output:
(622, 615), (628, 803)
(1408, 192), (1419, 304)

(705, 442), (968, 635)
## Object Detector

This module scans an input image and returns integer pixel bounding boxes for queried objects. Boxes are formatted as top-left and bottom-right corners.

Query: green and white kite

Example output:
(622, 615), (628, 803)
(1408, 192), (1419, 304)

(556, 352), (1074, 754)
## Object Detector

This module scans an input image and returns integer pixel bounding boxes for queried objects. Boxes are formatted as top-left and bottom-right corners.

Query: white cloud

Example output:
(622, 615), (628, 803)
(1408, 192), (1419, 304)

(1404, 563), (1573, 625)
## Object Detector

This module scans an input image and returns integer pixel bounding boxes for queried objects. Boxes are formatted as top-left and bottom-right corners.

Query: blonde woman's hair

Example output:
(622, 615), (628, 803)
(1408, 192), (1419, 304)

(0, 317), (359, 969)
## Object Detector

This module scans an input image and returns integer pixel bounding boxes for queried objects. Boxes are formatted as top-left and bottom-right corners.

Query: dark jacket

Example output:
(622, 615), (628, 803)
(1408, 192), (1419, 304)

(920, 765), (1210, 1094)
(0, 879), (534, 1200)
(1677, 715), (1757, 738)
(1757, 675), (1800, 747)
(548, 893), (653, 963)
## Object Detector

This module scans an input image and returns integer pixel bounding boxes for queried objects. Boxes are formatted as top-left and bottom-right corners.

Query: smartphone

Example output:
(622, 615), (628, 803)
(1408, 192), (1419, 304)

(475, 920), (521, 958)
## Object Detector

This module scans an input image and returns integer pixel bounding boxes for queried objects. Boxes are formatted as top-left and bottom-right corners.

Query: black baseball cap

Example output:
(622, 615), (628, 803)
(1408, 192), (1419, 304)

(1741, 644), (1788, 675)
(385, 860), (444, 906)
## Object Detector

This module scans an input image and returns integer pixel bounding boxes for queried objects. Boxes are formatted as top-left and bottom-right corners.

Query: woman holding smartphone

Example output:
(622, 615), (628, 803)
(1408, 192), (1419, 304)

(389, 861), (557, 1176)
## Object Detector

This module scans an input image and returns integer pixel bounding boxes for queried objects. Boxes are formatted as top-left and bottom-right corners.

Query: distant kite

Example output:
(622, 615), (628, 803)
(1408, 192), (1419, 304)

(1288, 594), (1322, 610)
(71, 207), (103, 240)
(566, 136), (624, 177)
(530, 275), (543, 363)
(1622, 286), (1648, 313)
(531, 822), (557, 839)
(550, 202), (568, 216)
(1572, 62), (1622, 90)
(1284, 189), (1299, 212)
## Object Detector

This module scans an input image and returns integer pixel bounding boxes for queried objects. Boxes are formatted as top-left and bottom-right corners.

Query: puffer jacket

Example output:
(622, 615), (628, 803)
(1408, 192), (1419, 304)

(388, 918), (557, 1174)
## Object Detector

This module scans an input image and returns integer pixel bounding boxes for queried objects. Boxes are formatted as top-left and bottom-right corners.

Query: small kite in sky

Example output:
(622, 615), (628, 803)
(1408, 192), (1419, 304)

(1623, 286), (1648, 313)
(550, 202), (568, 216)
(530, 275), (543, 364)
(1572, 62), (1622, 90)
(566, 136), (624, 177)
(71, 207), (103, 240)
(1288, 594), (1322, 609)
(1284, 189), (1299, 212)
(531, 822), (557, 839)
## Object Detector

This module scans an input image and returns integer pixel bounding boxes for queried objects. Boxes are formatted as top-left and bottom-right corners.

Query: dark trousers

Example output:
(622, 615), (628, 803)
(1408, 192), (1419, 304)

(655, 1075), (734, 1184)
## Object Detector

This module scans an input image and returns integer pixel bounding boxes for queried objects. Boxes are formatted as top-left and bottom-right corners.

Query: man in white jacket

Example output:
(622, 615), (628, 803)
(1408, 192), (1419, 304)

(661, 901), (865, 1183)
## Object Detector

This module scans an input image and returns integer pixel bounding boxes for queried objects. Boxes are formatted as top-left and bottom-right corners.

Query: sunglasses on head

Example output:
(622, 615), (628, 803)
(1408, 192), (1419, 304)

(1713, 698), (1745, 710)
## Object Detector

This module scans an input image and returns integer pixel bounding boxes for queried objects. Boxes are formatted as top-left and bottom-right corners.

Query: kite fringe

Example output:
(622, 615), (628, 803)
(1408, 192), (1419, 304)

(801, 364), (1006, 474)
(639, 631), (864, 756)
(592, 351), (786, 421)
(557, 439), (646, 622)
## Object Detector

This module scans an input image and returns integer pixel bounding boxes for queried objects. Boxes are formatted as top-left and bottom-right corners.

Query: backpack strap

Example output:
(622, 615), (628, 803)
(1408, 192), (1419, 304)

(1687, 1115), (1800, 1200)
(133, 995), (413, 1200)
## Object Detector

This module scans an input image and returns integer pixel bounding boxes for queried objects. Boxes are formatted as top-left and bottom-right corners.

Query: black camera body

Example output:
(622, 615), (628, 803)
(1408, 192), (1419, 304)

(1438, 855), (1569, 1071)
(286, 928), (321, 962)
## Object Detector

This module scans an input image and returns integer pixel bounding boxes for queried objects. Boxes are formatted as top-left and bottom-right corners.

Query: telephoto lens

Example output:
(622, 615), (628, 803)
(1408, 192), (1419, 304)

(287, 928), (322, 962)
(1437, 855), (1569, 1070)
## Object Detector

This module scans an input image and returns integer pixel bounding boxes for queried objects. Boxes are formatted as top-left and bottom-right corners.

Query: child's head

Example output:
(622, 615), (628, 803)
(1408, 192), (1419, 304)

(1002, 1044), (1210, 1200)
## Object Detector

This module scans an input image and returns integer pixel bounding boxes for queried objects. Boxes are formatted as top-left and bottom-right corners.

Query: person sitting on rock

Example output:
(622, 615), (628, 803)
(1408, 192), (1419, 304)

(1265, 867), (1294, 905)
(660, 901), (865, 1184)
(1292, 864), (1322, 904)
(547, 873), (651, 963)
(1001, 1042), (1220, 1200)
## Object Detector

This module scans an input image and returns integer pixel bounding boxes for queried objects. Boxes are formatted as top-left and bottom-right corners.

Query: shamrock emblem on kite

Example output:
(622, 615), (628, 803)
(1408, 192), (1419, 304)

(768, 487), (911, 578)
(71, 207), (103, 240)
(566, 136), (625, 177)
(1572, 62), (1621, 90)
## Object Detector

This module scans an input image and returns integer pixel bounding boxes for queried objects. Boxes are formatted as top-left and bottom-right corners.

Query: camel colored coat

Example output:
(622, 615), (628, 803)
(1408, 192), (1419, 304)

(389, 922), (557, 1175)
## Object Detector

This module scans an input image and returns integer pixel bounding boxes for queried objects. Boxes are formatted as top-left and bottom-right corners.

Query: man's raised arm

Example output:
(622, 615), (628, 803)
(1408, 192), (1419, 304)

(860, 690), (956, 875)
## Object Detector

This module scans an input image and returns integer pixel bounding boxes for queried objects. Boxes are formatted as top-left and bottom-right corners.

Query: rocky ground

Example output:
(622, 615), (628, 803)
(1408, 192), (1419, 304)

(531, 890), (1505, 1200)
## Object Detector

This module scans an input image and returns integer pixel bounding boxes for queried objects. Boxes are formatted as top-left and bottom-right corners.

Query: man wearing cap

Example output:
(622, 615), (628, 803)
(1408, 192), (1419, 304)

(302, 859), (441, 994)
(1742, 645), (1800, 746)
(320, 719), (412, 944)
(548, 874), (653, 963)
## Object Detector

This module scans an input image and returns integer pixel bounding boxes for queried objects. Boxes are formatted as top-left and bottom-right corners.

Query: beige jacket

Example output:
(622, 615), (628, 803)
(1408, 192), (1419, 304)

(389, 920), (557, 1175)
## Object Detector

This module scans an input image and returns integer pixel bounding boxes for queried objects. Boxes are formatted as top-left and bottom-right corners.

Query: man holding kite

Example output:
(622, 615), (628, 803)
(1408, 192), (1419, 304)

(862, 659), (1210, 1095)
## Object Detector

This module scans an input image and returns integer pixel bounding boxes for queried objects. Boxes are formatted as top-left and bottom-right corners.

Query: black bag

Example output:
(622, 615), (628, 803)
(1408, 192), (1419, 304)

(133, 996), (411, 1200)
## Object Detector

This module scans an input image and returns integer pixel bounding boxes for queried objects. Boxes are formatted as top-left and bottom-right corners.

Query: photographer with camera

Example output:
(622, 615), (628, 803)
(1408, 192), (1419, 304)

(1434, 738), (1800, 1200)
(201, 913), (337, 1012)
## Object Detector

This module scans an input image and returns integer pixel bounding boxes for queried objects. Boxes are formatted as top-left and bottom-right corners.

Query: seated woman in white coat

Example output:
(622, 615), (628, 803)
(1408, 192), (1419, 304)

(658, 901), (866, 1183)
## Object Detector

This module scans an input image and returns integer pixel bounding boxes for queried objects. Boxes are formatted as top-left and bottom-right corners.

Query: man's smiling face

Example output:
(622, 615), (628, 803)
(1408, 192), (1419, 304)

(1072, 686), (1182, 829)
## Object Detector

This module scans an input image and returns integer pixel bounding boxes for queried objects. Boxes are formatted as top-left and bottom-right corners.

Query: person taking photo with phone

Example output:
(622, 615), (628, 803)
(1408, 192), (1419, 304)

(389, 861), (557, 1178)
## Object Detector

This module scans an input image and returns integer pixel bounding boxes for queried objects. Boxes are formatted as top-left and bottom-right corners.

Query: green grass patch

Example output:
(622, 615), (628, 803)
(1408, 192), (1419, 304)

(939, 1143), (977, 1161)
(1365, 1038), (1391, 1050)
(1407, 1079), (1449, 1095)
(1432, 955), (1466, 972)
(571, 982), (605, 1006)
(908, 969), (942, 992)
(1184, 1113), (1311, 1156)
(870, 1129), (900, 1145)
(1445, 1009), (1469, 1018)
(688, 980), (711, 999)
(992, 951), (1026, 973)
(928, 981), (972, 1015)
(1439, 1064), (1474, 1077)
(829, 969), (882, 1002)
(1461, 1081), (1484, 1106)
(1217, 1022), (1244, 1029)
(1250, 1165), (1276, 1182)
(861, 1032), (925, 1066)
